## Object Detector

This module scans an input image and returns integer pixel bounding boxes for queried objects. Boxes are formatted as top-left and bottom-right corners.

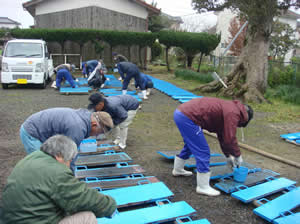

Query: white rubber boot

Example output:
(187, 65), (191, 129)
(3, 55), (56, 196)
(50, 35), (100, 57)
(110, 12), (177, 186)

(122, 90), (127, 95)
(142, 90), (148, 99)
(146, 88), (151, 96)
(172, 156), (193, 176)
(196, 172), (220, 196)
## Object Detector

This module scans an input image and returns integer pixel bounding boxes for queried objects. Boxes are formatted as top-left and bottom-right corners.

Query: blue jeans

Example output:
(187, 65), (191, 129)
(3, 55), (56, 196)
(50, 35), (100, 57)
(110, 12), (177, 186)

(173, 109), (210, 173)
(20, 125), (42, 154)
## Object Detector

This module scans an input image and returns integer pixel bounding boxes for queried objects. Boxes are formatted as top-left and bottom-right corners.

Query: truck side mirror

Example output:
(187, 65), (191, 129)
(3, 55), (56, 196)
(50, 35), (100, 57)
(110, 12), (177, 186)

(45, 52), (49, 58)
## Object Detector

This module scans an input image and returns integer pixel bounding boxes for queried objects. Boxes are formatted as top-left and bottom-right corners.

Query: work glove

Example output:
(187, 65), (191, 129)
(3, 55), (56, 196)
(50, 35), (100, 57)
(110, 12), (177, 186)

(105, 209), (118, 219)
(226, 155), (243, 170)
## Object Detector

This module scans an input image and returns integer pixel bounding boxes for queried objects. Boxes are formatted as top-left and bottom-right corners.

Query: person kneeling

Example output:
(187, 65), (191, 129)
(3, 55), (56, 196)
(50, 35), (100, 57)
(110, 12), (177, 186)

(2, 135), (117, 224)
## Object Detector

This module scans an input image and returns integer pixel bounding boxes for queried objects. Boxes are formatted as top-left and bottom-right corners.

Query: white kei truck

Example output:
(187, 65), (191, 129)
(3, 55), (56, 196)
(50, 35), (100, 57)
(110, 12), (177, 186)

(1, 39), (54, 89)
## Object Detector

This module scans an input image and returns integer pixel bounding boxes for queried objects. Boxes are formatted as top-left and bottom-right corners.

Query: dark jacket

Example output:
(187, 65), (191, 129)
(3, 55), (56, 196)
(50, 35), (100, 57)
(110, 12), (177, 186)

(82, 60), (98, 75)
(117, 62), (139, 80)
(23, 108), (91, 146)
(2, 151), (117, 224)
(135, 73), (152, 89)
(178, 97), (248, 157)
(103, 95), (139, 126)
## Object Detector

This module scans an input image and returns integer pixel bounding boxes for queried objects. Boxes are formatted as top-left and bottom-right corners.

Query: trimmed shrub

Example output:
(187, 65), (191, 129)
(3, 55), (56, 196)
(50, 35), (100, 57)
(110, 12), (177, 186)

(174, 69), (214, 83)
(199, 64), (217, 73)
(151, 42), (162, 61)
(268, 65), (295, 88)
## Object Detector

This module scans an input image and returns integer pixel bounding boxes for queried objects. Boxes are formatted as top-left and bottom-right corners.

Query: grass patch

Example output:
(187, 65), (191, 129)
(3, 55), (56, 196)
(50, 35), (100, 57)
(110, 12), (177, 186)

(146, 64), (300, 123)
(174, 69), (214, 83)
(251, 100), (300, 122)
(265, 85), (300, 105)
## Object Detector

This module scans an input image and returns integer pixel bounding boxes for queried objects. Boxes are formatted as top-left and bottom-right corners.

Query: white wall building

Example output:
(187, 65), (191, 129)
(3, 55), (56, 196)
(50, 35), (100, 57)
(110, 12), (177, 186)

(0, 17), (21, 29)
(214, 9), (300, 62)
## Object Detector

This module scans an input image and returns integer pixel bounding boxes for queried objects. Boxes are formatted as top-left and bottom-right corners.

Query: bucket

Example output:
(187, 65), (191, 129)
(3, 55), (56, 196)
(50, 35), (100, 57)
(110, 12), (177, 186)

(80, 139), (97, 153)
(233, 166), (248, 183)
(138, 92), (144, 98)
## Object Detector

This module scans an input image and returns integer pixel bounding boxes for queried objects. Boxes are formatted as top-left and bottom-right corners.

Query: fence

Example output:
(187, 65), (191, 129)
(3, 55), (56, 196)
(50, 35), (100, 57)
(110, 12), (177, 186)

(209, 55), (300, 87)
(50, 54), (82, 69)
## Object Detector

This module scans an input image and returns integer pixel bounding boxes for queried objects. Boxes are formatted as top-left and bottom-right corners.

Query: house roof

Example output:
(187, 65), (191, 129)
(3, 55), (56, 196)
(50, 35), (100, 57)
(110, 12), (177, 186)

(23, 0), (160, 17)
(0, 17), (21, 25)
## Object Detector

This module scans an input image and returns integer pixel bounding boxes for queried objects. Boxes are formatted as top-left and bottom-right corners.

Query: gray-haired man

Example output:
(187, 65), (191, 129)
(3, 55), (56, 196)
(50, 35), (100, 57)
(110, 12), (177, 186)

(2, 135), (117, 224)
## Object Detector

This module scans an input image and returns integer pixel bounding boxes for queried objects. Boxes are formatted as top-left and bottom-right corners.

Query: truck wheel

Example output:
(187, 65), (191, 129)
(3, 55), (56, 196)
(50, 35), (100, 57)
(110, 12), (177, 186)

(2, 84), (8, 89)
(39, 76), (47, 89)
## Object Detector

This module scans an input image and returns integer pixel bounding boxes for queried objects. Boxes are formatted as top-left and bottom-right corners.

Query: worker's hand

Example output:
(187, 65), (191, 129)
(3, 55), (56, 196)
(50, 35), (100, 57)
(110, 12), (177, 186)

(226, 155), (243, 170)
(234, 155), (243, 168)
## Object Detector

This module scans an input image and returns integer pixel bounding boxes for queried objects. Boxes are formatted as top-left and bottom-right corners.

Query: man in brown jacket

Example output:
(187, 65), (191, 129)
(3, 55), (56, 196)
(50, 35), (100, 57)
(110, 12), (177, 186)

(172, 97), (253, 196)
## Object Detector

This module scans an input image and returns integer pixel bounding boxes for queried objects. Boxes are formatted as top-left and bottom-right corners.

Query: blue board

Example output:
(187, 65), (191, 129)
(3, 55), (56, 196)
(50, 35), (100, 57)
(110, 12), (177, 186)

(97, 201), (196, 224)
(273, 212), (300, 224)
(101, 182), (174, 208)
(231, 177), (296, 203)
(157, 150), (227, 167)
(171, 96), (201, 99)
(253, 187), (300, 222)
(210, 162), (260, 180)
(280, 132), (300, 140)
(60, 86), (91, 93)
(215, 169), (280, 193)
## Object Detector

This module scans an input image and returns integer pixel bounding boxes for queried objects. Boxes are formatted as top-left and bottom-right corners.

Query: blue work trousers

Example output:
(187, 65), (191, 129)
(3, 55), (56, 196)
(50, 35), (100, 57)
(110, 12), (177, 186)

(173, 109), (210, 173)
(20, 125), (42, 154)
(122, 72), (145, 90)
(56, 69), (76, 88)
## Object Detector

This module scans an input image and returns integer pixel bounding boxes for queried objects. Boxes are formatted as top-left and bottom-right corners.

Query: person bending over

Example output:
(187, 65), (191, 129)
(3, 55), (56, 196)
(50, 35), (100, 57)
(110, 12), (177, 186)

(88, 93), (139, 149)
(172, 97), (253, 196)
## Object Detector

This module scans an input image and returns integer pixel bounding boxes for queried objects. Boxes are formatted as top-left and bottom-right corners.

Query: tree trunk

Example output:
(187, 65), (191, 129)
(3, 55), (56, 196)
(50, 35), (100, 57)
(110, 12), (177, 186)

(139, 46), (143, 68)
(128, 46), (131, 62)
(166, 47), (170, 71)
(187, 55), (194, 68)
(197, 53), (204, 72)
(195, 29), (270, 103)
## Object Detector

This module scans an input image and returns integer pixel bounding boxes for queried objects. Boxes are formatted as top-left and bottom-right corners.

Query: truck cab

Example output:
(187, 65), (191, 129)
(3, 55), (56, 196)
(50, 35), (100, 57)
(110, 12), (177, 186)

(1, 39), (54, 89)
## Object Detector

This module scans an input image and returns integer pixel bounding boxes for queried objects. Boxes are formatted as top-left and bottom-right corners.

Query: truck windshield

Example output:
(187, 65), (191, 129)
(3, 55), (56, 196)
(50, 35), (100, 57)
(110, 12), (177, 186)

(4, 43), (43, 58)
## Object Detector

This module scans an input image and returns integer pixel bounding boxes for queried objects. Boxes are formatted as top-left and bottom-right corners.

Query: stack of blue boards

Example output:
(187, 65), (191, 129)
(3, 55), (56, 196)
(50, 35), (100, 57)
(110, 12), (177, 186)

(76, 139), (211, 224)
(147, 74), (203, 103)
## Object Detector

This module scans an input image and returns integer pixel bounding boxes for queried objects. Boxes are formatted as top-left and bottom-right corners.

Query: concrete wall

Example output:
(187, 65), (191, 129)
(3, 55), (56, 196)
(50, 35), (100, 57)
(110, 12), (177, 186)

(214, 9), (237, 57)
(35, 0), (148, 19)
(277, 17), (299, 62)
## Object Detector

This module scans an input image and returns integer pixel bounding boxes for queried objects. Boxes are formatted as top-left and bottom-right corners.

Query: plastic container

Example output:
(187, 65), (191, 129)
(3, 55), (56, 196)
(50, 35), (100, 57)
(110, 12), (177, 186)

(80, 139), (97, 153)
(138, 92), (144, 98)
(233, 166), (248, 183)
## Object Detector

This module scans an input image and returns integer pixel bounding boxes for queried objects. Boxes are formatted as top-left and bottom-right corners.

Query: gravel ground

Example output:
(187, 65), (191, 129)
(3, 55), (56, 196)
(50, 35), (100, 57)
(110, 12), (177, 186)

(0, 77), (300, 224)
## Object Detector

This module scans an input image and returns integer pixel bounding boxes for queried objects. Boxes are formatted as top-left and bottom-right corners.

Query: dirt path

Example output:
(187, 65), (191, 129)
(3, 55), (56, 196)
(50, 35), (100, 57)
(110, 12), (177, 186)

(0, 79), (299, 223)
